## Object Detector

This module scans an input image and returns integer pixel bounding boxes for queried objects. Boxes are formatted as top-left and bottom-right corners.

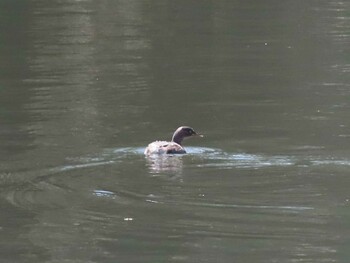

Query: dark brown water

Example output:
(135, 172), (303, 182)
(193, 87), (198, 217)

(1, 1), (350, 262)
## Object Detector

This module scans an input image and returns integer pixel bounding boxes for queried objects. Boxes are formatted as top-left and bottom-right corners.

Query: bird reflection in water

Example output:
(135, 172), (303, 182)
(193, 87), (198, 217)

(145, 154), (184, 175)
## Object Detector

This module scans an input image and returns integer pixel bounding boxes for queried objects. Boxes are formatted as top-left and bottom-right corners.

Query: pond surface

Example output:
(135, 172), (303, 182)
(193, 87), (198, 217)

(1, 0), (350, 262)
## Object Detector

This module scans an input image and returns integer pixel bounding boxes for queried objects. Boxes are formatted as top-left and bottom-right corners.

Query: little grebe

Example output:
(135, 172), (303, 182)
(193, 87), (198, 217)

(144, 126), (203, 155)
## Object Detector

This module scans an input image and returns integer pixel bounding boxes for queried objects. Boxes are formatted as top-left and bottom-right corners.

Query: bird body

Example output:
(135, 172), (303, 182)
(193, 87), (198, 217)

(144, 141), (185, 155)
(144, 126), (202, 155)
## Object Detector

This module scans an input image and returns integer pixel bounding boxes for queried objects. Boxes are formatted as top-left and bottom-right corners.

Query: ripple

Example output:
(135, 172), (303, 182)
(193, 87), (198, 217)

(109, 146), (350, 171)
(184, 146), (220, 154)
(3, 181), (71, 210)
(310, 159), (350, 166)
(182, 201), (314, 212)
(57, 160), (114, 172)
(195, 152), (295, 169)
(3, 146), (350, 211)
(112, 147), (145, 155)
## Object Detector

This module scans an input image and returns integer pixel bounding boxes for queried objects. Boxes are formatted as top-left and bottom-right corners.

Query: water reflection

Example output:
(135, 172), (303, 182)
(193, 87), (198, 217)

(1, 144), (350, 262)
(145, 154), (184, 174)
(3, 144), (350, 215)
(53, 147), (350, 175)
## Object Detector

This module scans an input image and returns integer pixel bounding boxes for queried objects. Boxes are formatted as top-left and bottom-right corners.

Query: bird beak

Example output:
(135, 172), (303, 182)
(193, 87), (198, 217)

(195, 133), (204, 137)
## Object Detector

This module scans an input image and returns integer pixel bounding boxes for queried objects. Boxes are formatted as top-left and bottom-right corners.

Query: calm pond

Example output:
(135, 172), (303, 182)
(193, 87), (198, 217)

(0, 1), (350, 262)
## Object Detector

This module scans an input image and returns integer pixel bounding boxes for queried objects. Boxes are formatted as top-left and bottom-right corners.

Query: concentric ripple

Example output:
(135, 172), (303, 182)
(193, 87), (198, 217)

(2, 146), (350, 211)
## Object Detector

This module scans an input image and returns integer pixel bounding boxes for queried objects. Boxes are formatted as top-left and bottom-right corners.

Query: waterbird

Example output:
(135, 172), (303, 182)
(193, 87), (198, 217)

(144, 126), (203, 155)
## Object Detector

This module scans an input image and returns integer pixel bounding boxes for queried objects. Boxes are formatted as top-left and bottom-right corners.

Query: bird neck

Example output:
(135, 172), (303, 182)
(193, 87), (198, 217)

(171, 132), (183, 145)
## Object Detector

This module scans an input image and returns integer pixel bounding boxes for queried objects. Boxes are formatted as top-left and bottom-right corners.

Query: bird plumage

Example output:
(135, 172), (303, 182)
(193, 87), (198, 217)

(144, 126), (202, 155)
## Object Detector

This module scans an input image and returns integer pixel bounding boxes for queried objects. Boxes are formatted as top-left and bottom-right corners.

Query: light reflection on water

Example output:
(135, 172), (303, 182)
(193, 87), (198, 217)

(50, 146), (350, 176)
(3, 145), (349, 210)
(1, 145), (349, 262)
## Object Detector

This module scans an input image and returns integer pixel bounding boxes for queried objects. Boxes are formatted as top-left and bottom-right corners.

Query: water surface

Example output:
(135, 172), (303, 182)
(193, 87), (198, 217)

(1, 0), (350, 262)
